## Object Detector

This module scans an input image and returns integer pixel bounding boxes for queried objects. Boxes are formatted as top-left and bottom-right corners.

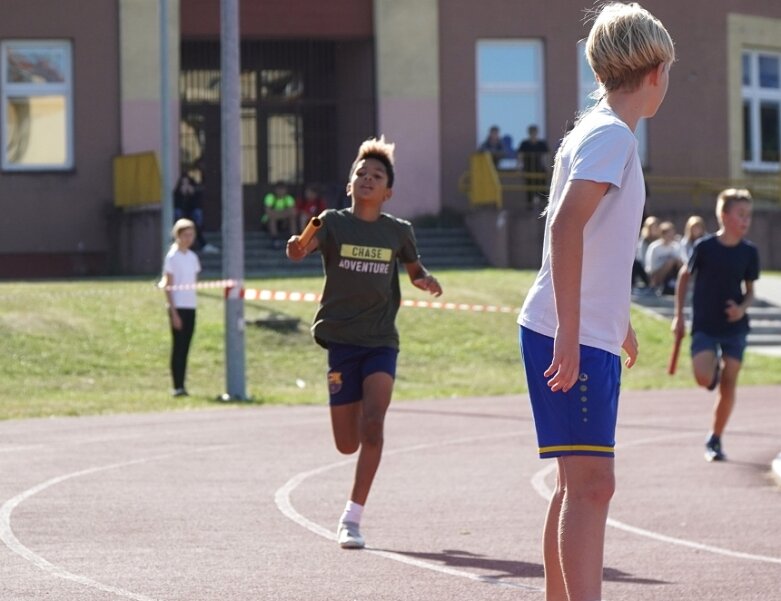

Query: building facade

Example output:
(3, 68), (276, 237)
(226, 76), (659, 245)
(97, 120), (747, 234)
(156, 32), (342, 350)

(1, 1), (779, 276)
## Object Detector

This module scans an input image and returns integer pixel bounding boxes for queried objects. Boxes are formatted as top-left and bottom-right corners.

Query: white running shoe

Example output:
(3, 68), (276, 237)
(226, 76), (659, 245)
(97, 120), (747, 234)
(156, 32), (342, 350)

(337, 521), (365, 549)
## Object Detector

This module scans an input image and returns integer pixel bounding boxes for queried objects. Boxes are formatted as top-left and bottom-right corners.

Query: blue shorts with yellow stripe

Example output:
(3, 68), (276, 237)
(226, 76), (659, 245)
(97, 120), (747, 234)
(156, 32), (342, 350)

(520, 326), (620, 459)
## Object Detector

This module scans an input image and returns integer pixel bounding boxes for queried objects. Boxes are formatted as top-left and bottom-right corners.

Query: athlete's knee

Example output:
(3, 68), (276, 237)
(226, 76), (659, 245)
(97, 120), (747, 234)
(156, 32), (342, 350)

(694, 370), (713, 388)
(360, 415), (385, 447)
(335, 437), (360, 455)
(570, 469), (615, 506)
(693, 361), (717, 388)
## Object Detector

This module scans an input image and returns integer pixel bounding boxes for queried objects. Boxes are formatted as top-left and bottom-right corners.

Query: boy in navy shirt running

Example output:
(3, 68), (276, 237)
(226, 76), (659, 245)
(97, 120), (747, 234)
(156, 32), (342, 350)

(673, 189), (759, 462)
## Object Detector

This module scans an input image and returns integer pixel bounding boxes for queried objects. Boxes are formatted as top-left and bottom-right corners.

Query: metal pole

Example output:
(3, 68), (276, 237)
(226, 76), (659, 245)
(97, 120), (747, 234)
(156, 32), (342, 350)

(220, 0), (247, 400)
(159, 0), (173, 257)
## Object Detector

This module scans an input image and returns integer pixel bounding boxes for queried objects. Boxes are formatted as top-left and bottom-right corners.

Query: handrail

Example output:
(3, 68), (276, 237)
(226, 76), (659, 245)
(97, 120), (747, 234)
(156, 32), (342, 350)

(460, 163), (781, 208)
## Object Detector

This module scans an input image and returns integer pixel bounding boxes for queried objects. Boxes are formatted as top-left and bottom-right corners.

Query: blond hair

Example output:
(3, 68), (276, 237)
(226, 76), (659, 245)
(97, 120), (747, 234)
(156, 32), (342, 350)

(586, 2), (675, 94)
(683, 215), (705, 240)
(716, 188), (752, 223)
(349, 135), (396, 187)
(171, 218), (196, 239)
(658, 221), (676, 236)
(640, 215), (660, 240)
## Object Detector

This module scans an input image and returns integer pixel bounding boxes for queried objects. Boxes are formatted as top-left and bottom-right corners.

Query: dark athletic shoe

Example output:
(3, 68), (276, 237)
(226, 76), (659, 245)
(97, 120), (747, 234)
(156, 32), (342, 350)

(705, 435), (726, 462)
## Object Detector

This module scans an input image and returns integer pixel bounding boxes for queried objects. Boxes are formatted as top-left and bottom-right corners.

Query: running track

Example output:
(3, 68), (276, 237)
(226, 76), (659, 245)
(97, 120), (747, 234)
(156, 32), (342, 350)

(0, 388), (779, 601)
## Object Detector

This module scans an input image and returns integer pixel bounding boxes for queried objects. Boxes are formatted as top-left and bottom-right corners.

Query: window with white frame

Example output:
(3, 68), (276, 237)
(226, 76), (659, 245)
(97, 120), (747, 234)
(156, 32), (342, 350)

(742, 49), (780, 170)
(476, 40), (545, 156)
(577, 40), (648, 167)
(1, 40), (73, 171)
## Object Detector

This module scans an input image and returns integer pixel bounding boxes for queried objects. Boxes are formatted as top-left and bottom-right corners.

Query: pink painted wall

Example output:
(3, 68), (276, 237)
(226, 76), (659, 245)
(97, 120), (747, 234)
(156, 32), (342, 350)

(377, 97), (441, 218)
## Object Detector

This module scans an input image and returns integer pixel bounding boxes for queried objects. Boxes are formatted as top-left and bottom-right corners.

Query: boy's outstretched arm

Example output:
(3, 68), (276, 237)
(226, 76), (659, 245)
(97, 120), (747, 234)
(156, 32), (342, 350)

(405, 261), (442, 296)
(546, 179), (608, 393)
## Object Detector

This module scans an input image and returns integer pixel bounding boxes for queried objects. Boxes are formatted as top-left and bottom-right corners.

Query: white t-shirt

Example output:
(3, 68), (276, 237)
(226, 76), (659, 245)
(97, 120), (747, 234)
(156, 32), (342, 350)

(163, 246), (201, 309)
(518, 104), (645, 356)
(645, 239), (681, 273)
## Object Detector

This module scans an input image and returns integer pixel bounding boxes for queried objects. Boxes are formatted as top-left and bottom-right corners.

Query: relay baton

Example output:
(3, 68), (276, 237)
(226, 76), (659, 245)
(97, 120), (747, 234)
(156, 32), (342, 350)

(668, 331), (683, 375)
(296, 216), (322, 249)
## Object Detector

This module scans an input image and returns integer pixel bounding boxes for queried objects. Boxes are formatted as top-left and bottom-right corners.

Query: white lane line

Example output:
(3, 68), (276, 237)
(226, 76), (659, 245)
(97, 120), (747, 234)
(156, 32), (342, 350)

(0, 445), (234, 601)
(0, 445), (45, 453)
(275, 431), (544, 594)
(531, 432), (781, 565)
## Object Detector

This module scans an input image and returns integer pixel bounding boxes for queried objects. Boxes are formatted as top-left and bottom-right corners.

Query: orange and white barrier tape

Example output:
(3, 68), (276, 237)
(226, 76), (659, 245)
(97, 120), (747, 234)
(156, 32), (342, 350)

(400, 299), (516, 313)
(242, 289), (321, 303)
(241, 288), (519, 314)
(160, 280), (519, 314)
(159, 279), (239, 291)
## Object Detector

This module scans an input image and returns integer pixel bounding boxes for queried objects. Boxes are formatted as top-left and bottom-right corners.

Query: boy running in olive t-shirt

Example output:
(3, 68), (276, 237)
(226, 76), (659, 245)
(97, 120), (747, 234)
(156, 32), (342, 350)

(286, 136), (442, 549)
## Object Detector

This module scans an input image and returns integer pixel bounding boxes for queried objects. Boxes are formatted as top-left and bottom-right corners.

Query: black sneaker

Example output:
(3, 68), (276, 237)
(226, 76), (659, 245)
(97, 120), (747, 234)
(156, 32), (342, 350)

(705, 435), (726, 462)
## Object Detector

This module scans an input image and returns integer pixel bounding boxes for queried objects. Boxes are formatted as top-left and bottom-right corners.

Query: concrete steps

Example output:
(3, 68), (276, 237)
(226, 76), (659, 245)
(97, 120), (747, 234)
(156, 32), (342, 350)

(198, 226), (488, 277)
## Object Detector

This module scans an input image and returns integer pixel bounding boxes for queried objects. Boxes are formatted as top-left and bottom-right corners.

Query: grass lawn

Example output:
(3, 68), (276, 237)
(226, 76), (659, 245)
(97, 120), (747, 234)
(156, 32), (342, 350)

(2, 269), (780, 420)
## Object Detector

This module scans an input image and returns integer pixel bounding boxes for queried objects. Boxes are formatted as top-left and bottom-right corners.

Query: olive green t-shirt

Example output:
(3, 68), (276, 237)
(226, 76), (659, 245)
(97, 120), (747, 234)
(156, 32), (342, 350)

(311, 209), (419, 349)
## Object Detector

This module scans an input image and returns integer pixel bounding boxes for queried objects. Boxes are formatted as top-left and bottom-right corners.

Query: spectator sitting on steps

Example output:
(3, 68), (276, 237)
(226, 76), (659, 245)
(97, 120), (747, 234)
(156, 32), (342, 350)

(263, 182), (297, 249)
(646, 221), (682, 295)
(173, 174), (220, 254)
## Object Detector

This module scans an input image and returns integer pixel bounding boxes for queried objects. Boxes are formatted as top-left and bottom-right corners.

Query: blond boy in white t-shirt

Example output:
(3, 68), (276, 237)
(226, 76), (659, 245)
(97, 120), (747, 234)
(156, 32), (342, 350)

(517, 4), (675, 600)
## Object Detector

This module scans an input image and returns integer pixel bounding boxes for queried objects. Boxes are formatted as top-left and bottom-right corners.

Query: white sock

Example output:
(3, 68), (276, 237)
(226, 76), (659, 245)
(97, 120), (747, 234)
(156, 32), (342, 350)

(340, 500), (364, 525)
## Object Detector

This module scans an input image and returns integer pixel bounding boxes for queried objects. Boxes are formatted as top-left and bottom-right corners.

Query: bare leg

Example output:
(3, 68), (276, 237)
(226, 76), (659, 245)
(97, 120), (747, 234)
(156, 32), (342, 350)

(330, 402), (361, 455)
(649, 258), (682, 288)
(329, 372), (394, 506)
(691, 350), (718, 389)
(267, 212), (280, 237)
(286, 209), (298, 236)
(712, 357), (741, 436)
(349, 372), (393, 505)
(558, 456), (615, 601)
(543, 460), (568, 601)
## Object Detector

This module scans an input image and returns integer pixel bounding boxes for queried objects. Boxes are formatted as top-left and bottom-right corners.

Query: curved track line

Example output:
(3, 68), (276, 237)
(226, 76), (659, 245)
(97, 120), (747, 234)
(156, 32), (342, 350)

(0, 445), (45, 453)
(531, 433), (781, 565)
(275, 431), (544, 594)
(0, 445), (233, 601)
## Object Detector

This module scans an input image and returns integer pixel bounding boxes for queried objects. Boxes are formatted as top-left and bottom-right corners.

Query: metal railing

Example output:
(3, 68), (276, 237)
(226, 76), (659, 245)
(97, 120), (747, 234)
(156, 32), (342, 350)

(460, 154), (781, 208)
(644, 174), (781, 206)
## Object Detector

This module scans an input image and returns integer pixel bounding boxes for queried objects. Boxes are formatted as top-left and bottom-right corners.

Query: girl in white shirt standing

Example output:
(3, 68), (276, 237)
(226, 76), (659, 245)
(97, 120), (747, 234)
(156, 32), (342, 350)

(161, 219), (201, 396)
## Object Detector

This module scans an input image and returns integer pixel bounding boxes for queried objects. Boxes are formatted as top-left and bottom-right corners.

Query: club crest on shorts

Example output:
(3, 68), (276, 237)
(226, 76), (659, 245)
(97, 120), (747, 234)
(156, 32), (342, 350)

(328, 371), (343, 394)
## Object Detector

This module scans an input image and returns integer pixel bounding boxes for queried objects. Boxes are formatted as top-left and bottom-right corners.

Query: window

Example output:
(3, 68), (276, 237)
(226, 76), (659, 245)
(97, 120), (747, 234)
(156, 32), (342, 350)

(577, 40), (648, 166)
(179, 67), (305, 185)
(1, 40), (73, 170)
(267, 113), (303, 185)
(743, 50), (781, 169)
(476, 40), (545, 153)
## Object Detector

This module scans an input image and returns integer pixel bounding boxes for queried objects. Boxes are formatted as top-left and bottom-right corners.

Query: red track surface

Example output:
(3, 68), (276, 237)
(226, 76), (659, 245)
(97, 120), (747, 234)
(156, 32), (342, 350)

(1, 388), (779, 600)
